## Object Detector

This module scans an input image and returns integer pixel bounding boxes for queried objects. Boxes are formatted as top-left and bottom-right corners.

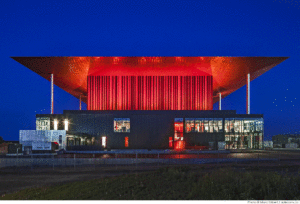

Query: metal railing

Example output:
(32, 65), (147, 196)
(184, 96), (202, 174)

(0, 152), (280, 170)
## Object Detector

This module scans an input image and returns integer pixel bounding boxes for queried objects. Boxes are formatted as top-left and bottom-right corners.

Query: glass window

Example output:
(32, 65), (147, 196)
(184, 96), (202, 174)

(185, 118), (195, 133)
(36, 117), (50, 130)
(255, 119), (263, 132)
(250, 121), (255, 132)
(114, 118), (130, 132)
(195, 118), (204, 133)
(225, 119), (234, 133)
(208, 119), (214, 133)
(234, 120), (242, 133)
(243, 120), (251, 132)
(204, 119), (209, 133)
(218, 119), (223, 132)
(174, 118), (183, 141)
(213, 120), (218, 132)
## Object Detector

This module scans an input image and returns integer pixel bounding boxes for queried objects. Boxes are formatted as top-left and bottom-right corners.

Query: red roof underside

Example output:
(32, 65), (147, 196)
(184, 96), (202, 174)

(11, 57), (288, 104)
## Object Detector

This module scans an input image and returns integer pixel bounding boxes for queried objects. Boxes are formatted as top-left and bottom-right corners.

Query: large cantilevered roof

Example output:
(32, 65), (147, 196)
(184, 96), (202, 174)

(11, 56), (288, 104)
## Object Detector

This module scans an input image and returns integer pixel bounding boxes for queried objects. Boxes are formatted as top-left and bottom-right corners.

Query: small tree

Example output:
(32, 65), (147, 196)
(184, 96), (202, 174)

(0, 136), (4, 144)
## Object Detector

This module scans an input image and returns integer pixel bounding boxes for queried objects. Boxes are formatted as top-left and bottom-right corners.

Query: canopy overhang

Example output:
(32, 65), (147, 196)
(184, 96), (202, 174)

(11, 56), (288, 104)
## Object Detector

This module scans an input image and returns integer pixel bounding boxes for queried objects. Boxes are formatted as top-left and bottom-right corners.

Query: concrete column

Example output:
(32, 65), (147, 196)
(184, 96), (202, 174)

(219, 93), (221, 110)
(51, 74), (54, 114)
(246, 73), (250, 114)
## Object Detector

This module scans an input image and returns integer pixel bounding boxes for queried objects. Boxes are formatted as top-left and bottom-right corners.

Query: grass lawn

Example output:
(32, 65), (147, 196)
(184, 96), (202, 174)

(2, 166), (300, 200)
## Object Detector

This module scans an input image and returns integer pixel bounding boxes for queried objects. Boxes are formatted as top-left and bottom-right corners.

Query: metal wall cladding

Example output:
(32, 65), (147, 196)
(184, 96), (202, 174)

(88, 76), (213, 111)
(32, 142), (52, 150)
(19, 130), (67, 150)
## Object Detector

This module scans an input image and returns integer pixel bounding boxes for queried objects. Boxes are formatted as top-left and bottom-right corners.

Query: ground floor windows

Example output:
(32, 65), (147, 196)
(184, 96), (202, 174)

(225, 133), (263, 149)
(185, 118), (223, 133)
(181, 117), (263, 149)
(185, 118), (195, 133)
(114, 118), (130, 132)
(224, 118), (263, 133)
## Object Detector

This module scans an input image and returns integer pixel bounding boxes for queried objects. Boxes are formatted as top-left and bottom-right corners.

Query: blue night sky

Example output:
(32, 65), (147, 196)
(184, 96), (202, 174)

(0, 0), (299, 141)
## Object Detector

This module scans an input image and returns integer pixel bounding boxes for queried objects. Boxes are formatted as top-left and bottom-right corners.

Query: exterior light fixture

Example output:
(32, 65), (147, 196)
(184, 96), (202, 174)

(64, 119), (69, 131)
(54, 119), (58, 130)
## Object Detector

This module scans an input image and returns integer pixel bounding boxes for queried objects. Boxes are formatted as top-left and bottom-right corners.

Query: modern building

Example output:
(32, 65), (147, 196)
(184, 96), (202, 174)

(19, 130), (66, 153)
(272, 134), (300, 148)
(13, 57), (288, 150)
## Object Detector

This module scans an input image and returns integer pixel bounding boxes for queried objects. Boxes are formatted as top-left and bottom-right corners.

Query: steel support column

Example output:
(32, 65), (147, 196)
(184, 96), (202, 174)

(79, 94), (81, 110)
(219, 93), (221, 110)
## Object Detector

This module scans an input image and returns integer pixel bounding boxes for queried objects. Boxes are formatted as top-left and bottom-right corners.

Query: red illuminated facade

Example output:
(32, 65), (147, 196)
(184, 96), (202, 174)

(88, 76), (213, 110)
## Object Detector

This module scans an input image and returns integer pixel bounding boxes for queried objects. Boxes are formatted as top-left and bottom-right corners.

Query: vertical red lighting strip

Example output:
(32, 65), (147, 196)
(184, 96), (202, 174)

(135, 76), (138, 110)
(194, 76), (196, 110)
(195, 76), (198, 110)
(95, 76), (98, 110)
(168, 76), (171, 110)
(100, 76), (102, 110)
(209, 76), (213, 109)
(87, 76), (90, 110)
(152, 76), (154, 110)
(112, 76), (115, 110)
(104, 76), (106, 110)
(110, 76), (112, 110)
(90, 76), (93, 110)
(103, 76), (105, 110)
(102, 76), (104, 110)
(191, 76), (193, 110)
(154, 76), (156, 110)
(94, 76), (96, 110)
(164, 76), (166, 110)
(87, 76), (89, 110)
(143, 76), (145, 110)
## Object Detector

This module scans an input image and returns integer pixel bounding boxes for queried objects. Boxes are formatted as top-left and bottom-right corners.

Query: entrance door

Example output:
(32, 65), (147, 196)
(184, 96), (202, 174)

(174, 118), (185, 150)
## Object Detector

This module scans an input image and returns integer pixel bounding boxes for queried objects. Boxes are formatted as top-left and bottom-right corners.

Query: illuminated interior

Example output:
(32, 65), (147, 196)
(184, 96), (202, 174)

(114, 118), (130, 132)
(224, 118), (263, 149)
(174, 118), (185, 150)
